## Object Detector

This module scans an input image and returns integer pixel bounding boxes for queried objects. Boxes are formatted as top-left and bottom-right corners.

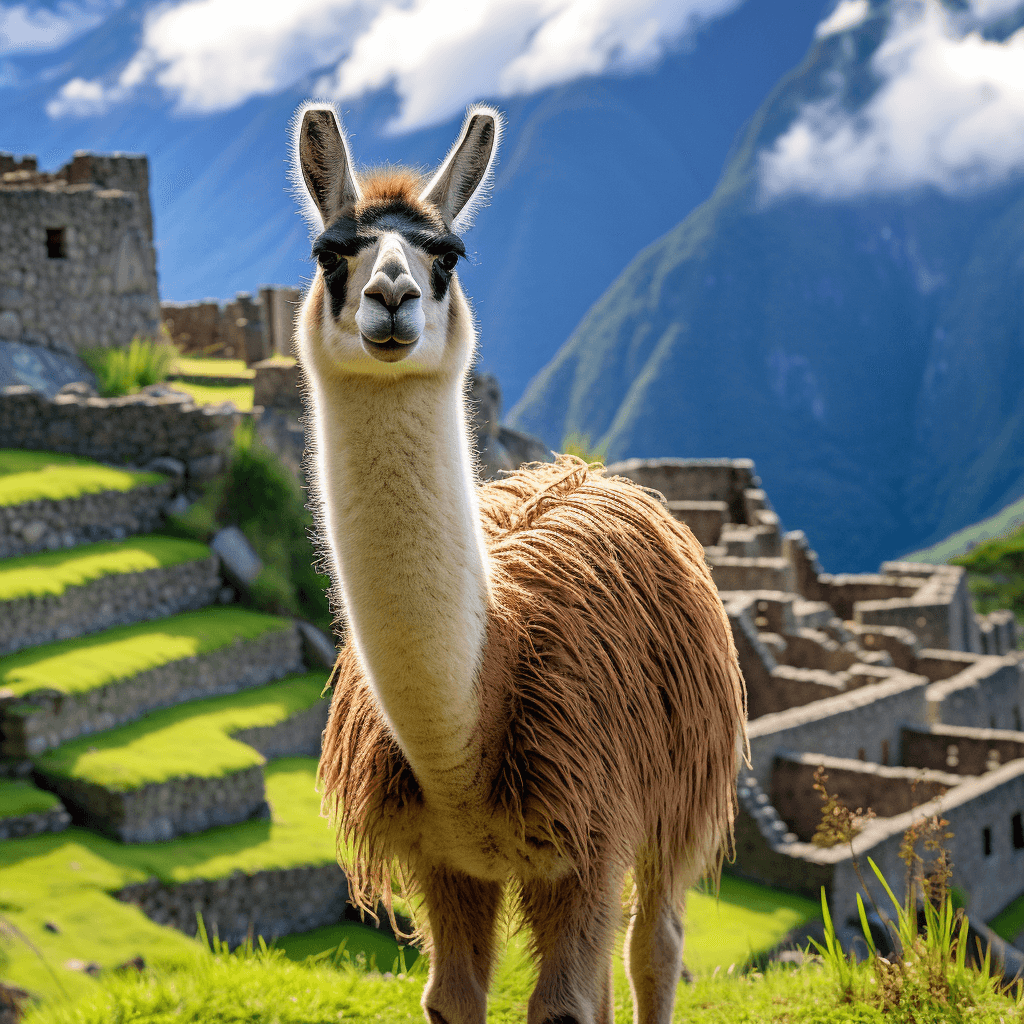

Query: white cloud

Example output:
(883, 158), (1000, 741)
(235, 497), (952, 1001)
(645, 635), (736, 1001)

(760, 0), (1024, 201)
(815, 0), (870, 39)
(47, 0), (743, 127)
(0, 0), (115, 55)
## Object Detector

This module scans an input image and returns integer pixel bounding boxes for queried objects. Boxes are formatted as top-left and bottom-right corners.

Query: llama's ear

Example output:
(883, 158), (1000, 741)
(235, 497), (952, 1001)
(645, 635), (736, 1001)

(420, 105), (503, 231)
(293, 102), (361, 230)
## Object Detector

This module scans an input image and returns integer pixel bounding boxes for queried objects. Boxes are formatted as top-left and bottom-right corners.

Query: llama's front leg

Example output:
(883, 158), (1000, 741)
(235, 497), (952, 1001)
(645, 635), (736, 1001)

(623, 880), (687, 1024)
(520, 869), (623, 1024)
(421, 866), (503, 1024)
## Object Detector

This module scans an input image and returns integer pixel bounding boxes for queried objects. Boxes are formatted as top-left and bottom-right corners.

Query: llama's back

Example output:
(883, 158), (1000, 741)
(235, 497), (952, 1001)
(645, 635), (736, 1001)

(478, 456), (748, 887)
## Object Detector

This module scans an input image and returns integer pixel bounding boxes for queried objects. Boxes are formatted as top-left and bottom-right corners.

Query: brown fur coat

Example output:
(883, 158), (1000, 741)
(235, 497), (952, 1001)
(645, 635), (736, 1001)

(319, 456), (747, 912)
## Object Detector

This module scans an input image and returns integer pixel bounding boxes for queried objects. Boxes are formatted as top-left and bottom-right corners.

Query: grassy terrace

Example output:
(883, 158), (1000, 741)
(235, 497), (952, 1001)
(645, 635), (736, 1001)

(0, 450), (164, 507)
(0, 607), (291, 699)
(0, 778), (60, 819)
(36, 672), (328, 789)
(0, 536), (210, 602)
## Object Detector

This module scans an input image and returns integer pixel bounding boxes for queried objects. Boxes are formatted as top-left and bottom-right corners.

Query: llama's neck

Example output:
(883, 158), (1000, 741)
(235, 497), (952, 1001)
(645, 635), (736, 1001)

(312, 370), (489, 797)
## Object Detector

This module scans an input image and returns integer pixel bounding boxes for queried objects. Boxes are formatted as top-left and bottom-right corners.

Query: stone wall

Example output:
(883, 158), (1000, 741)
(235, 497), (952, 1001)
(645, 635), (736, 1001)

(0, 480), (174, 559)
(903, 724), (1024, 776)
(0, 153), (159, 353)
(746, 674), (930, 790)
(926, 656), (1024, 731)
(770, 751), (961, 842)
(116, 865), (353, 948)
(38, 765), (267, 844)
(0, 555), (221, 656)
(0, 384), (240, 479)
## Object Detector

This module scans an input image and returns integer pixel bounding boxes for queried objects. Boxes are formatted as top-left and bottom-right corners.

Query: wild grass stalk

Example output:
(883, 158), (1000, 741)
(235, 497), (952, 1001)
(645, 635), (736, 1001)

(82, 336), (178, 398)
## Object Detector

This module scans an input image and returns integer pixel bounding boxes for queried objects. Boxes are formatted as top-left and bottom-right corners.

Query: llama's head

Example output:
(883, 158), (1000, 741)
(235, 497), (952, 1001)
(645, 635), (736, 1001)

(293, 102), (502, 378)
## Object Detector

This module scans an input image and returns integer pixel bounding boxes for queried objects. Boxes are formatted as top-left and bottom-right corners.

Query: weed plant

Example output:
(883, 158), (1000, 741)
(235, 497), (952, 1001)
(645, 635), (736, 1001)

(560, 430), (609, 464)
(808, 768), (1024, 1021)
(168, 422), (332, 633)
(81, 337), (178, 398)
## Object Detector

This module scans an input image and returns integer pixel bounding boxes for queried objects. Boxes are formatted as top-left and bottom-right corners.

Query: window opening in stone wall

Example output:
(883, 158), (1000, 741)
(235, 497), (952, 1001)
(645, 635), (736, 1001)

(880, 740), (889, 765)
(46, 228), (66, 259)
(1014, 706), (1021, 732)
(1013, 812), (1024, 851)
(982, 826), (992, 857)
(857, 748), (866, 761)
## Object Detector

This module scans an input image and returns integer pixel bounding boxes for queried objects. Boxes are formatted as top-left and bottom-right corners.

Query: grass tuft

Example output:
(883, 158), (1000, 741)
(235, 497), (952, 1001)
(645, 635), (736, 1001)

(81, 337), (177, 398)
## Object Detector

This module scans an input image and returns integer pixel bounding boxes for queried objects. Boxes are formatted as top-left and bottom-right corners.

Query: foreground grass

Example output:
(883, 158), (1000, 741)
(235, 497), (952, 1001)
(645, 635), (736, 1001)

(0, 450), (162, 507)
(0, 606), (291, 698)
(0, 536), (210, 602)
(19, 939), (1024, 1024)
(37, 672), (327, 789)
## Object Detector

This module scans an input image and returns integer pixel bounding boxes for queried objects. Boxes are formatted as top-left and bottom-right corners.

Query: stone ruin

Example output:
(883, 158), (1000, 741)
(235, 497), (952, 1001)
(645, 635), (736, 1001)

(162, 286), (301, 364)
(608, 458), (1024, 950)
(0, 150), (160, 396)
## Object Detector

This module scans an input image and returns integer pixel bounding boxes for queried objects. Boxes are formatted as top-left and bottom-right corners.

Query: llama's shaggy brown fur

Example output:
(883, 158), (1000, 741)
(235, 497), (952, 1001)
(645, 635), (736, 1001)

(319, 455), (748, 925)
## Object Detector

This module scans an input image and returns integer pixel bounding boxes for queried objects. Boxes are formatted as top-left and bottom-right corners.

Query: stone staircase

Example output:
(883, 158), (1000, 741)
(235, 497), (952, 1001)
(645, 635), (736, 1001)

(0, 450), (362, 951)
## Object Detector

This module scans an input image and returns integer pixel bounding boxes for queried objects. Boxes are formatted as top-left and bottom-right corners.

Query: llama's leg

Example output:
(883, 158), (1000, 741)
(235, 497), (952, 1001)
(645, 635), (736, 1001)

(420, 866), (503, 1024)
(520, 868), (623, 1024)
(623, 870), (689, 1024)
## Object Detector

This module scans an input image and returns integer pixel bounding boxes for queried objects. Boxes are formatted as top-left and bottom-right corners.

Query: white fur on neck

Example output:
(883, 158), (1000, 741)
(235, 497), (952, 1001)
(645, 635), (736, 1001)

(309, 366), (490, 796)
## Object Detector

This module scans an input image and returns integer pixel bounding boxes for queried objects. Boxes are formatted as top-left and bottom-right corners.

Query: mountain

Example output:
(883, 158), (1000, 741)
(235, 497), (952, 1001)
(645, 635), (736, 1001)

(1, 0), (829, 403)
(510, 1), (1024, 573)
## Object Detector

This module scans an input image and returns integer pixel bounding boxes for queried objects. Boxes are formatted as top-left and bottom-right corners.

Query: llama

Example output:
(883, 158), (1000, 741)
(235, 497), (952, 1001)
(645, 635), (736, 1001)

(293, 100), (748, 1024)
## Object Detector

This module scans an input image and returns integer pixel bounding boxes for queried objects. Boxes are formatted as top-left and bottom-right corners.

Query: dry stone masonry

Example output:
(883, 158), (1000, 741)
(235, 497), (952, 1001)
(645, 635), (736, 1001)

(0, 152), (159, 356)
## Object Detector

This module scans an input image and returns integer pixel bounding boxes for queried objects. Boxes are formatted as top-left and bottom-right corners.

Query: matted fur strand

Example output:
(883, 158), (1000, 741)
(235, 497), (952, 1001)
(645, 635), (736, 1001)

(318, 455), (749, 923)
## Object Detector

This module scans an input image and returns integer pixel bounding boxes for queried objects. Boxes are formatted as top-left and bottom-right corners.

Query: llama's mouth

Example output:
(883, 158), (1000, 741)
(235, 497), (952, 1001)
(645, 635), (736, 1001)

(361, 335), (417, 363)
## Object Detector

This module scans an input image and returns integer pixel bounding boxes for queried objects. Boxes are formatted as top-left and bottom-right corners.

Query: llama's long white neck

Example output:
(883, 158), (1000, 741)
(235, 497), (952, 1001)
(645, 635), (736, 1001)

(311, 368), (489, 798)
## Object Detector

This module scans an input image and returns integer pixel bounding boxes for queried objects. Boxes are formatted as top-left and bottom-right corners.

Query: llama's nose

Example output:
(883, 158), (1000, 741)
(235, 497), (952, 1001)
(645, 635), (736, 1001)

(364, 257), (421, 312)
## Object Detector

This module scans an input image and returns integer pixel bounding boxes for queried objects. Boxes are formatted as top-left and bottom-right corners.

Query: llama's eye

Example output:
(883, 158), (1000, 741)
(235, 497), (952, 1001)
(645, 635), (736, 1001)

(318, 251), (341, 273)
(439, 251), (459, 273)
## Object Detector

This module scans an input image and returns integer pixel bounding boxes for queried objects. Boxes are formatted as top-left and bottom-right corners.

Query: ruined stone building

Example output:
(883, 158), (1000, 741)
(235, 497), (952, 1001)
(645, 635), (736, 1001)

(609, 458), (1024, 946)
(0, 152), (160, 376)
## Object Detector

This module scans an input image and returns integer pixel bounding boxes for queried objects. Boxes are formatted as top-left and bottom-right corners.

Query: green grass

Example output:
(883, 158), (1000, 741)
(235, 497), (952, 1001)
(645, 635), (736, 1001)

(0, 450), (163, 508)
(171, 357), (254, 379)
(171, 382), (254, 411)
(81, 338), (177, 398)
(36, 673), (327, 790)
(0, 779), (60, 819)
(0, 536), (210, 602)
(990, 890), (1024, 944)
(18, 935), (1024, 1024)
(0, 607), (291, 699)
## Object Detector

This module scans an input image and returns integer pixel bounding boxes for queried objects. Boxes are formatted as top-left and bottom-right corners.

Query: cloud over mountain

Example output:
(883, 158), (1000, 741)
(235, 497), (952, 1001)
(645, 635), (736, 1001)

(759, 0), (1024, 201)
(45, 0), (743, 127)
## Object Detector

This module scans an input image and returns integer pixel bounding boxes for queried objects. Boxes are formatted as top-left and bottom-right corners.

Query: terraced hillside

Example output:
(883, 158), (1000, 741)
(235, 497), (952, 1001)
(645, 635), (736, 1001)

(0, 449), (416, 1003)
